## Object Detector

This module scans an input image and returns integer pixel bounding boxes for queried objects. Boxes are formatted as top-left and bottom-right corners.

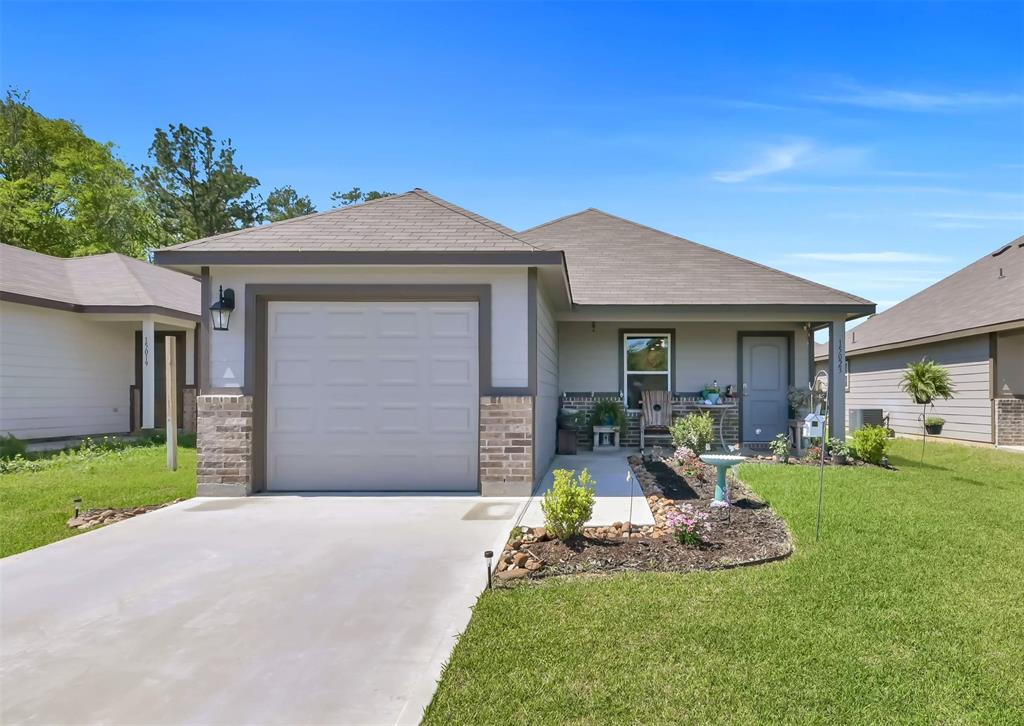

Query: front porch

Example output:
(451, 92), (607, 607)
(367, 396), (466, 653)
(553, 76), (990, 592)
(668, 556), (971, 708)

(547, 316), (849, 454)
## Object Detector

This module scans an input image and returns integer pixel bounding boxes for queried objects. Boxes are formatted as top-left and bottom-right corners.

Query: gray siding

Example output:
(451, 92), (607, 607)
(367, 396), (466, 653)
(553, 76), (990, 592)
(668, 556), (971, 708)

(558, 321), (810, 394)
(845, 335), (993, 443)
(534, 286), (559, 483)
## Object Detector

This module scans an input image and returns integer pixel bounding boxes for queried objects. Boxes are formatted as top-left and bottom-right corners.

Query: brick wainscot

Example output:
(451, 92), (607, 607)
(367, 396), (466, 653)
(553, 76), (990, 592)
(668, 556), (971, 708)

(560, 393), (740, 450)
(196, 394), (253, 496)
(480, 395), (534, 496)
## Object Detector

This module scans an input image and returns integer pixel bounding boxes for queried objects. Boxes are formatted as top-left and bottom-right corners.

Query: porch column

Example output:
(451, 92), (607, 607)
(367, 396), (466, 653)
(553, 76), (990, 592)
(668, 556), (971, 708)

(185, 327), (195, 386)
(142, 318), (155, 429)
(828, 317), (846, 440)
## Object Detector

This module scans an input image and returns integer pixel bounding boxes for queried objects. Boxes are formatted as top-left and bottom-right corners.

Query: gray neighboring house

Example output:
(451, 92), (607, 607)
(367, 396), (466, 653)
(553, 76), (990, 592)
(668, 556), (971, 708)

(0, 243), (201, 441)
(154, 189), (873, 496)
(816, 236), (1024, 447)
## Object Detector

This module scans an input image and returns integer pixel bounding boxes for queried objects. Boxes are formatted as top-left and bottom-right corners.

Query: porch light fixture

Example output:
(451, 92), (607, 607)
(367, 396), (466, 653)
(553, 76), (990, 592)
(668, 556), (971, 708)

(209, 286), (235, 331)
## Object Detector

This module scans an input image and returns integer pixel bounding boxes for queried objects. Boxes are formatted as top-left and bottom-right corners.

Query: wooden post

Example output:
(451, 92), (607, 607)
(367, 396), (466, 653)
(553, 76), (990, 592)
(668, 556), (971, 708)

(165, 336), (178, 471)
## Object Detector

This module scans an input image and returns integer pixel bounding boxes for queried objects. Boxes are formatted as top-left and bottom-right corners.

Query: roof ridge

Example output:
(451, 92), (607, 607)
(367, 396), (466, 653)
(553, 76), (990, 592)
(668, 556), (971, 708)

(535, 207), (873, 306)
(408, 189), (546, 252)
(517, 208), (600, 236)
(162, 190), (422, 251)
(849, 233), (1024, 337)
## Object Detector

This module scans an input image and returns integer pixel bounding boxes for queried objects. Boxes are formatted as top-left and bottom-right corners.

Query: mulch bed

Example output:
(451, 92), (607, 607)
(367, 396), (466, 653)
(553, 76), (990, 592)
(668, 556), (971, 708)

(493, 455), (792, 585)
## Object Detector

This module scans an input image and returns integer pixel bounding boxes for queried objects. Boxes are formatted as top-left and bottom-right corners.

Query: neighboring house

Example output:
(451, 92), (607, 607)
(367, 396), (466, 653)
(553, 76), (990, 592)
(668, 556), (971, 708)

(815, 236), (1024, 447)
(0, 244), (200, 441)
(153, 189), (873, 496)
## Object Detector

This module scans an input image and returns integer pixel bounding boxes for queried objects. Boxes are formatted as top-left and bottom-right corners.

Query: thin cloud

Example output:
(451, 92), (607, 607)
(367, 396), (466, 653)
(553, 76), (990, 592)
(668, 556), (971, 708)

(813, 82), (1023, 112)
(918, 211), (1024, 222)
(789, 251), (953, 263)
(712, 141), (813, 183)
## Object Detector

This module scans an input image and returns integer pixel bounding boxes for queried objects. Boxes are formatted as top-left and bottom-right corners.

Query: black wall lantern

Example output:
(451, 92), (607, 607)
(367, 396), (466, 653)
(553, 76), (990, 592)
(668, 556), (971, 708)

(209, 286), (235, 331)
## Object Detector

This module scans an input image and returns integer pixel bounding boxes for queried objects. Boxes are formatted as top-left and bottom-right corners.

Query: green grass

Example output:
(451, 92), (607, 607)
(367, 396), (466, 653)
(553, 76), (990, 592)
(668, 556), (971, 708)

(0, 443), (196, 558)
(425, 440), (1024, 724)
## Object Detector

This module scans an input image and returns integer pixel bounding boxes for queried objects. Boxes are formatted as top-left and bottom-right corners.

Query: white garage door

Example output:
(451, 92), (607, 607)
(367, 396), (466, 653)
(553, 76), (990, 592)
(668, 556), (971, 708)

(266, 301), (479, 491)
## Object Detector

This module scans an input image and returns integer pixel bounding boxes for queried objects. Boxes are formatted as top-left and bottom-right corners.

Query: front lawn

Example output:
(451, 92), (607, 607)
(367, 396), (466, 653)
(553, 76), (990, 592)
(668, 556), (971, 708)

(0, 442), (196, 558)
(426, 439), (1024, 724)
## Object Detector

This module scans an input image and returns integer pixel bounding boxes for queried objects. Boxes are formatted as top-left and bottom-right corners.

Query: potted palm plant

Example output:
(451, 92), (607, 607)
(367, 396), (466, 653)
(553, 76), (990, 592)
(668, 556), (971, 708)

(899, 358), (955, 461)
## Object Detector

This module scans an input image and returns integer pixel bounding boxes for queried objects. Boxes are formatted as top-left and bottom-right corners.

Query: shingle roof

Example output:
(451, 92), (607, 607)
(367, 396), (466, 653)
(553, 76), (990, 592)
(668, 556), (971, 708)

(0, 244), (200, 318)
(518, 208), (873, 307)
(160, 188), (543, 253)
(816, 236), (1024, 358)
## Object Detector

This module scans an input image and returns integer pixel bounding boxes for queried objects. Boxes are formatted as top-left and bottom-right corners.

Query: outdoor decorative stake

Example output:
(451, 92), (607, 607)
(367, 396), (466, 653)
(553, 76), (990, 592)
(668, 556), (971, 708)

(810, 370), (830, 542)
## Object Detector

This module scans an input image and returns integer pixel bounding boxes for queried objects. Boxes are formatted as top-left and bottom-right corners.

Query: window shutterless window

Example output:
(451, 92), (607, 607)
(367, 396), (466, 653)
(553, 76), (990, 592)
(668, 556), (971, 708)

(623, 333), (671, 409)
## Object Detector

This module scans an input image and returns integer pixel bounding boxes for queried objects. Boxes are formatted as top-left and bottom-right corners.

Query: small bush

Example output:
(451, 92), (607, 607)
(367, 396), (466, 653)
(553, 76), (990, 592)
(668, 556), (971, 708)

(541, 468), (597, 540)
(0, 434), (27, 460)
(769, 432), (790, 459)
(852, 425), (890, 465)
(827, 437), (850, 458)
(670, 411), (715, 453)
(666, 504), (712, 546)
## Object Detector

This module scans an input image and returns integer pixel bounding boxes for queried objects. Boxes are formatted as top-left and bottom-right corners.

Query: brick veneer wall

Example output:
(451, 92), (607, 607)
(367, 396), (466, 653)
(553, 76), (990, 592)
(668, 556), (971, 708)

(196, 394), (253, 496)
(480, 395), (534, 496)
(560, 393), (740, 450)
(995, 397), (1024, 446)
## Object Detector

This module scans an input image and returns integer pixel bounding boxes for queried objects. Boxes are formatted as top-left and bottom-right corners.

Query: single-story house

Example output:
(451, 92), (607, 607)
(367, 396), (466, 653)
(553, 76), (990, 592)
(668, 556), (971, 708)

(815, 236), (1023, 447)
(153, 189), (874, 496)
(0, 243), (200, 441)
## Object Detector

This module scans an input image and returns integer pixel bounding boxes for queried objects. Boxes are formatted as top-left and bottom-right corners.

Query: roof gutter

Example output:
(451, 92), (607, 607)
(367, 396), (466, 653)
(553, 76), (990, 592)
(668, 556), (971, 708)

(152, 249), (566, 267)
(814, 318), (1024, 360)
(0, 291), (200, 322)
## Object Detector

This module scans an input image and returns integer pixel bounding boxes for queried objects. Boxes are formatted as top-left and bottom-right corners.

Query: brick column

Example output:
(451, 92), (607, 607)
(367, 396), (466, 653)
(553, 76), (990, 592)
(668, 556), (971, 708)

(182, 387), (197, 434)
(196, 394), (253, 496)
(995, 397), (1024, 446)
(480, 395), (534, 496)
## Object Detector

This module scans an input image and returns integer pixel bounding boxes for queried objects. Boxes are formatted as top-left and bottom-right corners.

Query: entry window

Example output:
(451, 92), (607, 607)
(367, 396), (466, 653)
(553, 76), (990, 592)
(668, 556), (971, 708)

(623, 333), (671, 409)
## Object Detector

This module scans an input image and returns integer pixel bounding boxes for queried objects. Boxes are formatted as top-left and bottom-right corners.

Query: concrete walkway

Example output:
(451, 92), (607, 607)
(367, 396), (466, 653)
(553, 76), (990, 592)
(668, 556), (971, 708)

(0, 495), (522, 726)
(520, 450), (655, 528)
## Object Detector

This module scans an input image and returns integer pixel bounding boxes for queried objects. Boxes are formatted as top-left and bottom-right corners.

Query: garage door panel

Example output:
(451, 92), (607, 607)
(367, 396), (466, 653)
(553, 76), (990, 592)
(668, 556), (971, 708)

(431, 309), (474, 337)
(266, 301), (479, 492)
(324, 310), (369, 338)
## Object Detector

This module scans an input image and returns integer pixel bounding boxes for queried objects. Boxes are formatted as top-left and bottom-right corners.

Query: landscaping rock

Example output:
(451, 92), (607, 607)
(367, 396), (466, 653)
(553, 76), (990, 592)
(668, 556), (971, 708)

(65, 500), (181, 531)
(496, 567), (529, 581)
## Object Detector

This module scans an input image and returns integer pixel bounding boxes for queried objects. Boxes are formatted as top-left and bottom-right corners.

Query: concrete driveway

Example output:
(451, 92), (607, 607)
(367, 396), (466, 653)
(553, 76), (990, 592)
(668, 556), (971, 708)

(1, 495), (521, 725)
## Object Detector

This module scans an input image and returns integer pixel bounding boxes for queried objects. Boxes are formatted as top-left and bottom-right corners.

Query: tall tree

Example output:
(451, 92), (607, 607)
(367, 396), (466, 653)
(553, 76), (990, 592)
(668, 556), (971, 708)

(139, 124), (262, 242)
(330, 186), (394, 207)
(266, 185), (316, 221)
(0, 89), (159, 257)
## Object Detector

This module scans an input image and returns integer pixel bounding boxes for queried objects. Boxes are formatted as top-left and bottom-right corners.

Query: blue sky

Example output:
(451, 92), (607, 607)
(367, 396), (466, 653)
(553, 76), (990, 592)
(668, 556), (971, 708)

(4, 1), (1023, 315)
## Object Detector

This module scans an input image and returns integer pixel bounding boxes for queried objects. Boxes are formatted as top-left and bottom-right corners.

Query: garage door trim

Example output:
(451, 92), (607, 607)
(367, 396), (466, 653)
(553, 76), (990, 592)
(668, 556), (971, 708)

(244, 284), (503, 492)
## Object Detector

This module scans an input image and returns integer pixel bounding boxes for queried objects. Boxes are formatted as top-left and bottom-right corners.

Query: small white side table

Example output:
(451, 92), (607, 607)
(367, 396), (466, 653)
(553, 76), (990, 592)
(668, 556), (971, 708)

(592, 425), (620, 449)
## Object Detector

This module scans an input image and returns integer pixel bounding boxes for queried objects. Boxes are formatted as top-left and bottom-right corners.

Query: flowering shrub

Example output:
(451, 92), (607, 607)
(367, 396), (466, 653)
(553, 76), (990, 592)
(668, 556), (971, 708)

(666, 504), (712, 546)
(668, 446), (697, 463)
(541, 468), (597, 540)
(670, 412), (715, 453)
(802, 445), (823, 464)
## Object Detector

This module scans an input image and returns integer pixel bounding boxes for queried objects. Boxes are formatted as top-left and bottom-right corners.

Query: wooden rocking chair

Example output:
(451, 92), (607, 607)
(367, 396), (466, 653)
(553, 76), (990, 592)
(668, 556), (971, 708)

(640, 390), (674, 450)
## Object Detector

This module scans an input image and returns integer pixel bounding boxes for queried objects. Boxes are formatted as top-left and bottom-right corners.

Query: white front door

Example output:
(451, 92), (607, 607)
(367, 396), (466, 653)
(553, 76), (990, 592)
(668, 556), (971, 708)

(265, 301), (479, 491)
